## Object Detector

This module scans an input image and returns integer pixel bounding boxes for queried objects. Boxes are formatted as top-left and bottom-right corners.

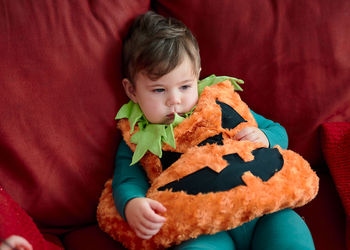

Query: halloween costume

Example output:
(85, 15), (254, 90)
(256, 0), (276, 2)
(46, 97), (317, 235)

(97, 79), (319, 250)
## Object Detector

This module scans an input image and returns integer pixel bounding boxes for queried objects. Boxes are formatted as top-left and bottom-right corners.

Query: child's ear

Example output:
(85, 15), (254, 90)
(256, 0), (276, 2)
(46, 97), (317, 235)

(122, 78), (138, 103)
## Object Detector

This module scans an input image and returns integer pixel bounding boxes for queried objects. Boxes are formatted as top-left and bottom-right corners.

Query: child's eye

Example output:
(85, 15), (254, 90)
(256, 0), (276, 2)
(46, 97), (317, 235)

(153, 88), (165, 93)
(180, 85), (190, 90)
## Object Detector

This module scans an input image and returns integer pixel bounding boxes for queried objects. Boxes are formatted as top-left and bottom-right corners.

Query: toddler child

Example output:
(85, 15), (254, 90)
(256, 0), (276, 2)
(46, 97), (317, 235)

(112, 11), (315, 249)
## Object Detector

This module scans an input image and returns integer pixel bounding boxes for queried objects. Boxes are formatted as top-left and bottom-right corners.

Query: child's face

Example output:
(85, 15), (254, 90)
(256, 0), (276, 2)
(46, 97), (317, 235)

(123, 56), (199, 124)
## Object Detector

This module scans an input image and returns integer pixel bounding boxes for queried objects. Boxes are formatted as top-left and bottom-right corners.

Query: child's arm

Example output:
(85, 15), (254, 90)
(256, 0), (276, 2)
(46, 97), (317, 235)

(112, 140), (166, 239)
(112, 140), (150, 219)
(234, 110), (288, 149)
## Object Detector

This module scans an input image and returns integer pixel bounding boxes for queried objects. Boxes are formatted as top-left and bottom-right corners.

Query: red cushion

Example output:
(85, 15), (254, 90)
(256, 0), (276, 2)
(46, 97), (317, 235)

(322, 122), (350, 249)
(155, 0), (350, 167)
(0, 0), (149, 230)
(322, 122), (350, 216)
(0, 187), (62, 249)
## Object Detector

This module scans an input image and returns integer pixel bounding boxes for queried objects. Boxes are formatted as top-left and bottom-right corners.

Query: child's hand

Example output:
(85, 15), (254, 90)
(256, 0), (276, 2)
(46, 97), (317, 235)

(234, 127), (269, 147)
(125, 197), (167, 240)
(0, 235), (33, 250)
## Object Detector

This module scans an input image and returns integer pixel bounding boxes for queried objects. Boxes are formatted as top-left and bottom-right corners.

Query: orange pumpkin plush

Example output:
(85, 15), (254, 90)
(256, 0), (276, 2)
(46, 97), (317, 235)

(97, 81), (319, 249)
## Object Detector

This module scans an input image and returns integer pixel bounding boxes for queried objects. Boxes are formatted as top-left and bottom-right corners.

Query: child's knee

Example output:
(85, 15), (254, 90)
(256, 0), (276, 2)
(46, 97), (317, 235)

(252, 209), (315, 250)
(172, 231), (235, 250)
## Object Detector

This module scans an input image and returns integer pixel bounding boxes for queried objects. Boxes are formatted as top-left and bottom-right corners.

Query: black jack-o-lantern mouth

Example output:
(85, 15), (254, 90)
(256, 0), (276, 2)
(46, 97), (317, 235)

(159, 148), (283, 195)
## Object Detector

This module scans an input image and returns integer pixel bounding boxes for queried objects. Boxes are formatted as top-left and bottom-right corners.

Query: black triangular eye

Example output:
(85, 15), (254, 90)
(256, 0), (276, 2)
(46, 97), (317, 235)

(160, 151), (183, 171)
(216, 100), (247, 129)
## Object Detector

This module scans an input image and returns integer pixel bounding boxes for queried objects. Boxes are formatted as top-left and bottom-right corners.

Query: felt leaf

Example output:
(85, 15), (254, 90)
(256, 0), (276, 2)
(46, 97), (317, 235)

(163, 113), (188, 148)
(130, 124), (167, 165)
(130, 142), (148, 166)
(115, 101), (145, 133)
(115, 100), (135, 119)
(172, 112), (185, 127)
(164, 124), (176, 149)
(198, 74), (244, 94)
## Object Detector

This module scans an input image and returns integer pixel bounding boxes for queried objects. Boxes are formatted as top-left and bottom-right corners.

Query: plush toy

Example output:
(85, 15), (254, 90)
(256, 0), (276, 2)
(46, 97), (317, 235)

(97, 80), (319, 250)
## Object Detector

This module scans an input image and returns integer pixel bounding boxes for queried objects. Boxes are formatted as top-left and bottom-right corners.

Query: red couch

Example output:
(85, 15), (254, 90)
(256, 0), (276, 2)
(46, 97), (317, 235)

(1, 1), (349, 249)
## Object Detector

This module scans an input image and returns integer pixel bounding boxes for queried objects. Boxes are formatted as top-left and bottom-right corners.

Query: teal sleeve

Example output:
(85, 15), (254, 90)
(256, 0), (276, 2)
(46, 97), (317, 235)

(251, 110), (288, 149)
(112, 140), (150, 220)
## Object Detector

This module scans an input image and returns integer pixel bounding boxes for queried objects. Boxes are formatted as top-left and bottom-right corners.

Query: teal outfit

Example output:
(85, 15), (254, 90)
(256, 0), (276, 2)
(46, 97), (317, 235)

(112, 111), (315, 249)
(173, 209), (314, 250)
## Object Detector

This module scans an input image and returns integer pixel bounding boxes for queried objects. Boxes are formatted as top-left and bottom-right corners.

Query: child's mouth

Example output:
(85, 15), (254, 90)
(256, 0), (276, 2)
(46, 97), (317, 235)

(167, 113), (175, 120)
(166, 112), (185, 123)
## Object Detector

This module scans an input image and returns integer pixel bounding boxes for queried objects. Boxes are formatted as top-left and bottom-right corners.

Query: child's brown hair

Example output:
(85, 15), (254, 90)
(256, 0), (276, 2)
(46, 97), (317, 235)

(122, 11), (201, 82)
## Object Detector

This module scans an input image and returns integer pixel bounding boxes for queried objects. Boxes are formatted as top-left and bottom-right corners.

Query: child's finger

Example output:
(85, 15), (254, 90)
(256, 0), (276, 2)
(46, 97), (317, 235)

(144, 209), (166, 224)
(234, 127), (253, 140)
(134, 228), (154, 240)
(150, 199), (167, 213)
(140, 217), (164, 231)
(143, 200), (166, 223)
(135, 222), (162, 239)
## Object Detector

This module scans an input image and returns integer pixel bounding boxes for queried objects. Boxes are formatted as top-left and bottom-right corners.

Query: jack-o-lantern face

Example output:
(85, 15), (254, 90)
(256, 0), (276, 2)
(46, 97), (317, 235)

(97, 81), (319, 250)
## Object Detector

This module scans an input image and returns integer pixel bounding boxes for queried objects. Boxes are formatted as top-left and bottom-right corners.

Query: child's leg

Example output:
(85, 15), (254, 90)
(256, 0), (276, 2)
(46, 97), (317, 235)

(251, 209), (315, 250)
(172, 231), (235, 250)
(227, 217), (259, 250)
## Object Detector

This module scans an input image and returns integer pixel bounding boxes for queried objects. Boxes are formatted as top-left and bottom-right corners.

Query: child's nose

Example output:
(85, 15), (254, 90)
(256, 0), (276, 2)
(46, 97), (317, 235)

(166, 92), (181, 107)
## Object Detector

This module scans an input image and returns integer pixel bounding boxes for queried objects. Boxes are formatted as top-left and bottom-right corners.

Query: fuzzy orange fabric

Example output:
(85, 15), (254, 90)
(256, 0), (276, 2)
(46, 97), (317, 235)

(97, 81), (319, 249)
